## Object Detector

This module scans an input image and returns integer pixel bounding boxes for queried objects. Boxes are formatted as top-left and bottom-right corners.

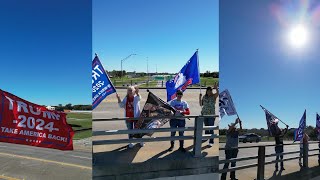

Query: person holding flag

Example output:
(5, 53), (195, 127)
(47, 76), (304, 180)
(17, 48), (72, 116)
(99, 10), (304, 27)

(116, 86), (143, 148)
(199, 83), (219, 147)
(299, 132), (310, 166)
(168, 90), (190, 152)
(261, 106), (289, 171)
(317, 113), (320, 166)
(293, 110), (307, 167)
(274, 120), (289, 171)
(221, 117), (242, 180)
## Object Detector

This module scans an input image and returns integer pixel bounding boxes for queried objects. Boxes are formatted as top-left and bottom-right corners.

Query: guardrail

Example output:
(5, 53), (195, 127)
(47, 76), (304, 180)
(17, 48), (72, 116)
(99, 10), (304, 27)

(93, 115), (219, 157)
(219, 141), (320, 180)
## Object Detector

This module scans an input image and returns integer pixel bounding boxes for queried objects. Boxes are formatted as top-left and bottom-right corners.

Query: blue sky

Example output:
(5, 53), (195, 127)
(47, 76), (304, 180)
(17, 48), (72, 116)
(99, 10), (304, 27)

(0, 0), (91, 105)
(93, 0), (218, 73)
(220, 0), (320, 129)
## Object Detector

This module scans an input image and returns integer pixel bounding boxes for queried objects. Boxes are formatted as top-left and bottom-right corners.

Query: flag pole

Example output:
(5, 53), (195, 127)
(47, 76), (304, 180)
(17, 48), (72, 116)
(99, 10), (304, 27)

(260, 105), (288, 127)
(196, 49), (201, 95)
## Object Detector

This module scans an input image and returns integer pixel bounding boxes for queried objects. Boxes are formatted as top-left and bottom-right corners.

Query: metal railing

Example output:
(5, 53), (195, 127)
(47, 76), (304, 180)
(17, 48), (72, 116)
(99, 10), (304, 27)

(93, 115), (219, 157)
(219, 141), (320, 180)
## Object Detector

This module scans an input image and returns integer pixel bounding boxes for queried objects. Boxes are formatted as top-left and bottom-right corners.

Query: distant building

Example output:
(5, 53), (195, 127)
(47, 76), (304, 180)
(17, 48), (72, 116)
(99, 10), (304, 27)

(46, 106), (56, 110)
(126, 71), (137, 78)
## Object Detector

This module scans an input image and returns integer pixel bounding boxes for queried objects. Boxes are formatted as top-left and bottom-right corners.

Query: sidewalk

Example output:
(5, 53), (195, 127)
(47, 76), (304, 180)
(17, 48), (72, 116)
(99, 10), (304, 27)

(234, 157), (320, 180)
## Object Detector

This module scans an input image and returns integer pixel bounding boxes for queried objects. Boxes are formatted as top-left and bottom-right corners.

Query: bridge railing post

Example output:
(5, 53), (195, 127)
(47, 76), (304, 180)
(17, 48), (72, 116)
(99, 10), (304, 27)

(303, 141), (308, 167)
(193, 116), (204, 157)
(256, 146), (265, 180)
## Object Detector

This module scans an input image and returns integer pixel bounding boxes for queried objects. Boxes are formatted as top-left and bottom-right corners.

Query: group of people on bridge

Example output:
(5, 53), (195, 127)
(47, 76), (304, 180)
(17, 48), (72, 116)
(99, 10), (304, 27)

(115, 84), (218, 152)
(222, 118), (320, 180)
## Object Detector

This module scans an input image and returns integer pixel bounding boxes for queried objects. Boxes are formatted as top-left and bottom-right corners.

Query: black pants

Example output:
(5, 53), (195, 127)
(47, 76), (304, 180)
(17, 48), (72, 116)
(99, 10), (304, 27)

(275, 146), (284, 169)
(204, 117), (215, 144)
(221, 149), (239, 180)
(170, 119), (186, 147)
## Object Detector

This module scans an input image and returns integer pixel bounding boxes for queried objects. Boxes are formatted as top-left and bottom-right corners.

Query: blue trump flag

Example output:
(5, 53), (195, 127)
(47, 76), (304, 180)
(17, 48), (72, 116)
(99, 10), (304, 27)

(219, 89), (237, 118)
(294, 110), (306, 142)
(316, 113), (320, 133)
(166, 51), (200, 101)
(92, 55), (116, 109)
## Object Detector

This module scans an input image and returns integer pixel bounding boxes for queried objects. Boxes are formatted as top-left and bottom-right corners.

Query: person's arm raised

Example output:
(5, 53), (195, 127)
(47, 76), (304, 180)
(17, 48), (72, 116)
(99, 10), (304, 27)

(213, 82), (219, 100)
(116, 93), (121, 103)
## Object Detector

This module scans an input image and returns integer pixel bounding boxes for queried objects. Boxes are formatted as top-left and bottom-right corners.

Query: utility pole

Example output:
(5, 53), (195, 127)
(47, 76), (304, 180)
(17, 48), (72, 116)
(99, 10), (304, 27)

(120, 54), (137, 80)
(147, 57), (149, 82)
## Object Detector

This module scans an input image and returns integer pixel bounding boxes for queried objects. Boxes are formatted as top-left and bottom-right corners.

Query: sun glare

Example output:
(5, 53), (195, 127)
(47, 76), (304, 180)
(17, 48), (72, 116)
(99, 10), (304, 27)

(288, 24), (309, 49)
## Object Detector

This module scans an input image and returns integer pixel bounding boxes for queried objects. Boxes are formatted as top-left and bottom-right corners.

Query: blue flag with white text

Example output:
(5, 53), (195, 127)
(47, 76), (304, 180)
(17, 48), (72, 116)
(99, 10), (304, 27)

(166, 51), (200, 102)
(219, 89), (237, 118)
(294, 110), (306, 142)
(92, 55), (116, 109)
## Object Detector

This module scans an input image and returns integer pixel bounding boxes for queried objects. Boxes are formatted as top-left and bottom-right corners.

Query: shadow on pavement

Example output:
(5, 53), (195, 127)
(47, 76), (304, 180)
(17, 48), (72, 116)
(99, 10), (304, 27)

(93, 145), (141, 165)
(268, 166), (320, 180)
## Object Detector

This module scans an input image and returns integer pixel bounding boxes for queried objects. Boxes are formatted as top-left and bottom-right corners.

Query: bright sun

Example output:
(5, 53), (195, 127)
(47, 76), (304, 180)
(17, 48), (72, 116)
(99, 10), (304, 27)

(288, 24), (309, 48)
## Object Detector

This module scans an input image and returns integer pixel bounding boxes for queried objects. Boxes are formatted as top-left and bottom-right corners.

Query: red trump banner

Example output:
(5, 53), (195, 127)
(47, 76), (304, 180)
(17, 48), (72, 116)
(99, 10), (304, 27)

(0, 89), (74, 150)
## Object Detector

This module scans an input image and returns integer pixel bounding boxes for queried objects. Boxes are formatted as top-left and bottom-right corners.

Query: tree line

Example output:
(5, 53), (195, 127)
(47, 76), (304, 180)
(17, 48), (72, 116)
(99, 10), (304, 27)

(220, 125), (319, 141)
(200, 71), (219, 78)
(55, 104), (92, 111)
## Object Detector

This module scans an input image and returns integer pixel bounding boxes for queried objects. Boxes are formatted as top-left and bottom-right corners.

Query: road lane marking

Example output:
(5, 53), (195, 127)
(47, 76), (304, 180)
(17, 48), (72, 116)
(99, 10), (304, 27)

(0, 152), (91, 170)
(0, 175), (21, 180)
(70, 155), (91, 160)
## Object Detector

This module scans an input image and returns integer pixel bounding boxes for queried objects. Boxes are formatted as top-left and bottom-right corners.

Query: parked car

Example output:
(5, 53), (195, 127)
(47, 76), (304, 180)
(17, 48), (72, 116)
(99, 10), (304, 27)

(239, 133), (261, 143)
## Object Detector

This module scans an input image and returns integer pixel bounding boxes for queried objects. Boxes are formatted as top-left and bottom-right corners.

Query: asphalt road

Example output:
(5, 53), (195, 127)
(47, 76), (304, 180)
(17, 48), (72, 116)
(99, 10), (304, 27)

(0, 142), (92, 180)
(219, 141), (320, 180)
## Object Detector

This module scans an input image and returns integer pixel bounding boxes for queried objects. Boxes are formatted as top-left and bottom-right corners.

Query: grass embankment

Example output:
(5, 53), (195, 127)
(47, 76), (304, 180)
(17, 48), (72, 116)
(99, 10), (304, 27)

(67, 113), (92, 140)
(200, 77), (219, 87)
(111, 77), (149, 86)
(110, 76), (219, 88)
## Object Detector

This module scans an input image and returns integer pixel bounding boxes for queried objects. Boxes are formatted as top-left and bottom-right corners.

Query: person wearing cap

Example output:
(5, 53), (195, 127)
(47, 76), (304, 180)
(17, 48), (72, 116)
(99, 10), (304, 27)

(168, 90), (190, 152)
(199, 82), (219, 147)
(273, 122), (289, 171)
(221, 118), (242, 180)
(116, 86), (143, 148)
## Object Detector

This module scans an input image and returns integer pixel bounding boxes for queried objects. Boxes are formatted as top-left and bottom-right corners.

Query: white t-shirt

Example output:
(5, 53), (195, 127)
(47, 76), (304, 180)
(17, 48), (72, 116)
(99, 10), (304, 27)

(169, 99), (189, 111)
(169, 99), (189, 120)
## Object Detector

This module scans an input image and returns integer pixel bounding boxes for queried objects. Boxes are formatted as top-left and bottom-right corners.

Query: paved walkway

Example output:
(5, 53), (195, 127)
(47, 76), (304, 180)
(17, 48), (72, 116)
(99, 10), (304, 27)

(220, 141), (320, 180)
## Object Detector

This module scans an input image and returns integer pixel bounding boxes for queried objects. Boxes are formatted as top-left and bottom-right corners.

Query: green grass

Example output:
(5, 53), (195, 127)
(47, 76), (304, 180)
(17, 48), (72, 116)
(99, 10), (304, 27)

(200, 77), (219, 87)
(66, 113), (92, 140)
(111, 77), (149, 86)
(112, 76), (149, 81)
(111, 76), (219, 88)
(137, 81), (159, 88)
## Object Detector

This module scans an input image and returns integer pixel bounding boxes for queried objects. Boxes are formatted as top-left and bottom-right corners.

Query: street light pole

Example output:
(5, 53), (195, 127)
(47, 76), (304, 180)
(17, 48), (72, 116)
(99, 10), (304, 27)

(147, 57), (149, 82)
(120, 53), (137, 80)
